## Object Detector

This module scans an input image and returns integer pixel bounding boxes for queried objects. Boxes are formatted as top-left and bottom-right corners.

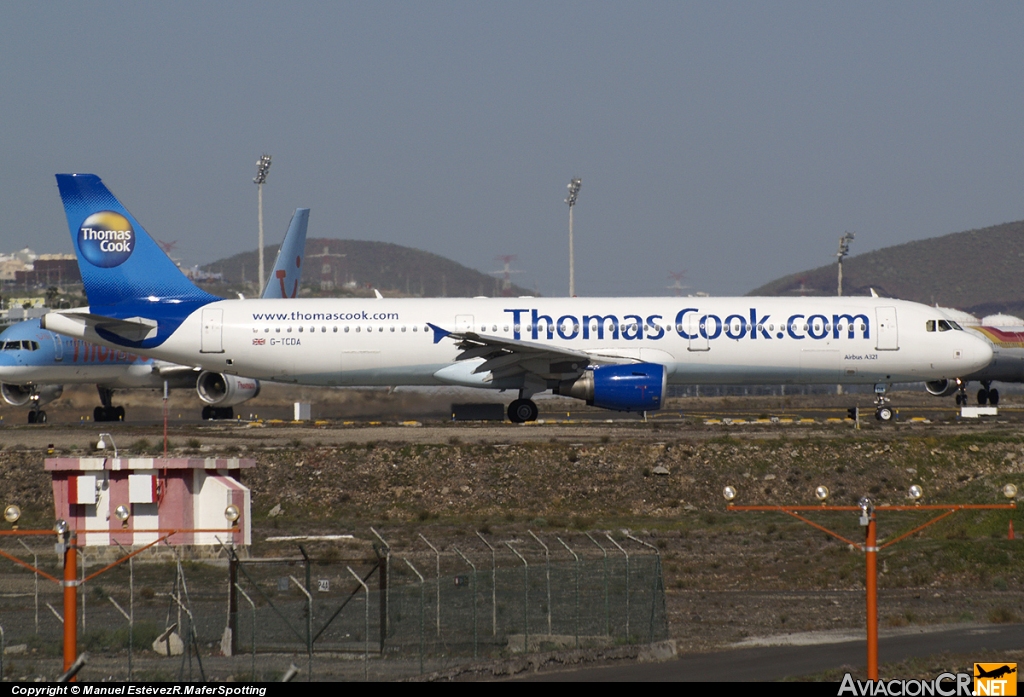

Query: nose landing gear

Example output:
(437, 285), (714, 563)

(873, 383), (896, 422)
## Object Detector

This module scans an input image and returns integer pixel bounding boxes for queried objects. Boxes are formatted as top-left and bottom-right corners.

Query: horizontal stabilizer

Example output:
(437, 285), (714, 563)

(42, 311), (158, 343)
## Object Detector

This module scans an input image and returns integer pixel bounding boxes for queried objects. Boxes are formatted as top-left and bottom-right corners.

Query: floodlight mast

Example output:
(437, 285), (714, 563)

(254, 154), (273, 294)
(565, 178), (582, 297)
(836, 232), (855, 297)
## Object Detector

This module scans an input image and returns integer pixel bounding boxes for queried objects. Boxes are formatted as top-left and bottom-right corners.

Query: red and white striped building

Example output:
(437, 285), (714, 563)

(45, 457), (253, 547)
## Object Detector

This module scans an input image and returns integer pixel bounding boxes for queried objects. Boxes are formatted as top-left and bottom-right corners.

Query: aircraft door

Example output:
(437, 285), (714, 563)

(52, 334), (63, 362)
(687, 313), (709, 351)
(455, 315), (474, 332)
(875, 307), (899, 351)
(201, 309), (224, 353)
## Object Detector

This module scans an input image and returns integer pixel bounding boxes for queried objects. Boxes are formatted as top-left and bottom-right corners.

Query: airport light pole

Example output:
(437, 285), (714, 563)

(724, 484), (1017, 681)
(254, 154), (273, 294)
(566, 178), (582, 297)
(837, 232), (855, 297)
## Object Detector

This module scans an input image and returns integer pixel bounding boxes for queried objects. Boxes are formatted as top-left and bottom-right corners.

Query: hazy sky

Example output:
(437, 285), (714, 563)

(3, 3), (1023, 297)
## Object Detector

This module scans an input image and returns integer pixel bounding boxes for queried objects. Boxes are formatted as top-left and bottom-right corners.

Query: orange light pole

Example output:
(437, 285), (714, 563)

(62, 530), (78, 678)
(725, 485), (1016, 682)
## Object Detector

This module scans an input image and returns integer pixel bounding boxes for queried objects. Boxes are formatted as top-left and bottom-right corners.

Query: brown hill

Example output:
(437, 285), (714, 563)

(200, 238), (534, 298)
(747, 220), (1024, 316)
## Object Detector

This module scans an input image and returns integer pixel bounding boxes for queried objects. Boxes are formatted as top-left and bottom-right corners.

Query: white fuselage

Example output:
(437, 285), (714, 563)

(72, 295), (994, 390)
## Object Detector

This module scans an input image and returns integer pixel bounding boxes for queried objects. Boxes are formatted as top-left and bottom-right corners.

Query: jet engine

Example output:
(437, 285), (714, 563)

(196, 372), (261, 406)
(556, 363), (666, 412)
(925, 379), (960, 397)
(1, 383), (63, 407)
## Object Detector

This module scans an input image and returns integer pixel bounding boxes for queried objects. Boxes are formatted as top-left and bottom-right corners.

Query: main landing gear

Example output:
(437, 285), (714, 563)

(977, 381), (1000, 406)
(94, 387), (126, 422)
(27, 408), (46, 424)
(873, 383), (896, 422)
(507, 399), (538, 423)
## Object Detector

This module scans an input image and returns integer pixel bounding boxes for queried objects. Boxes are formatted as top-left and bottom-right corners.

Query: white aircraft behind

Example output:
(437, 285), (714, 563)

(926, 309), (1024, 406)
(0, 207), (309, 422)
(42, 174), (994, 422)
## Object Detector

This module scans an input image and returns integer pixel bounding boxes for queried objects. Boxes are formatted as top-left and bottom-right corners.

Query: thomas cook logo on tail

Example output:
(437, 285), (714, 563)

(77, 211), (135, 268)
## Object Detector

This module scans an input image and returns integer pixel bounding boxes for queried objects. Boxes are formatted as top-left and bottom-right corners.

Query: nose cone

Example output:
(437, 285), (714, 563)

(963, 332), (995, 373)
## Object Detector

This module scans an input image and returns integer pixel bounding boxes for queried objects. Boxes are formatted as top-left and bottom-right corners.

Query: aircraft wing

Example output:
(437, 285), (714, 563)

(428, 323), (633, 382)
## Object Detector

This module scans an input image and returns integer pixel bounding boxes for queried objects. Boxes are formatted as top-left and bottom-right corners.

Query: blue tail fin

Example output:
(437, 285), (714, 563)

(55, 174), (218, 309)
(261, 208), (310, 299)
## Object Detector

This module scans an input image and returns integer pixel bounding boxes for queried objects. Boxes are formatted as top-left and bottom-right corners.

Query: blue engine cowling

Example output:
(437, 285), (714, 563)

(556, 363), (666, 412)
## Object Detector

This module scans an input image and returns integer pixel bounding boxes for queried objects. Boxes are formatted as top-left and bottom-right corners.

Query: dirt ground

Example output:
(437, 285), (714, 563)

(1, 388), (1023, 680)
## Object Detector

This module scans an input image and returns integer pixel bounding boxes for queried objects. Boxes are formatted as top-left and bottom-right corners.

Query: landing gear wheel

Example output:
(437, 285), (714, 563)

(94, 406), (105, 422)
(217, 407), (234, 420)
(27, 411), (36, 424)
(202, 405), (212, 420)
(955, 394), (964, 406)
(508, 399), (539, 423)
(978, 388), (989, 405)
(875, 406), (894, 422)
(990, 388), (1000, 406)
(36, 411), (46, 424)
(115, 406), (125, 421)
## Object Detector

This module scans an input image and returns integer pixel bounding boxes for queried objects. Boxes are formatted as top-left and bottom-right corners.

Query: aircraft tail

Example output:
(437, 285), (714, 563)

(261, 208), (310, 299)
(55, 174), (217, 309)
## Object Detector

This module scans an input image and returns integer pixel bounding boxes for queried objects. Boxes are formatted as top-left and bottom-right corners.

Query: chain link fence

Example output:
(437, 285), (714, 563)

(0, 530), (667, 681)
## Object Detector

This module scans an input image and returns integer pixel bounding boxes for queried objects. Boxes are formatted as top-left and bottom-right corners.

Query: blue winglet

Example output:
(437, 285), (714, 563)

(427, 323), (451, 344)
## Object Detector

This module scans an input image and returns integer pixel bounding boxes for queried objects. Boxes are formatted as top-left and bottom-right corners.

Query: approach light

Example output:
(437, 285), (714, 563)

(225, 504), (241, 524)
(723, 486), (737, 502)
(1003, 483), (1018, 500)
(908, 485), (923, 501)
(815, 485), (830, 502)
(114, 505), (130, 524)
(4, 505), (20, 525)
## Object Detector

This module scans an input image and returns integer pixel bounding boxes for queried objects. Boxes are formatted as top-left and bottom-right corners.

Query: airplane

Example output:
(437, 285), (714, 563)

(0, 207), (309, 423)
(925, 309), (1024, 406)
(41, 173), (994, 423)
(975, 665), (1016, 680)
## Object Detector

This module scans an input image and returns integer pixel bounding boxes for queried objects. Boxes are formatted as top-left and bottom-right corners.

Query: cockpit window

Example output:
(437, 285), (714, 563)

(937, 320), (953, 332)
(926, 320), (935, 332)
(3, 340), (40, 351)
(950, 321), (963, 330)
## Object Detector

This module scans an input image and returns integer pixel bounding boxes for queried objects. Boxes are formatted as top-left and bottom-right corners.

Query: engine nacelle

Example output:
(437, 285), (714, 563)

(196, 372), (261, 407)
(556, 363), (666, 412)
(925, 379), (960, 397)
(1, 383), (63, 407)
